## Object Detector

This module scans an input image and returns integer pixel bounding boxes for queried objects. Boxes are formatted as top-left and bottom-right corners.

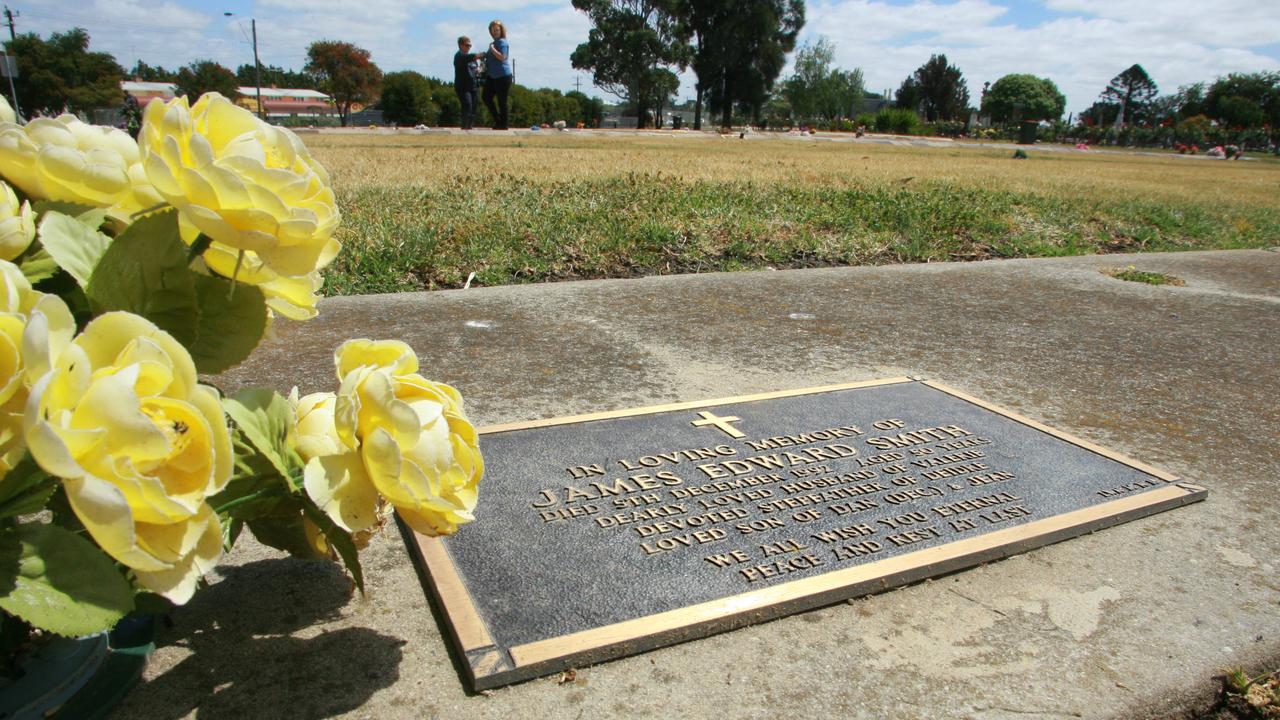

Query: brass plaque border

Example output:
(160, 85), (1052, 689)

(405, 378), (1205, 690)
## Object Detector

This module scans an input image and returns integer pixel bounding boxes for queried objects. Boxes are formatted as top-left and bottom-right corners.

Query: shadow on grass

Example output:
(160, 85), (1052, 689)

(117, 558), (404, 719)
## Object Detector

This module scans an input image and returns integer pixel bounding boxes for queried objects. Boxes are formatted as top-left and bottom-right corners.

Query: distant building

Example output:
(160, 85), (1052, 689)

(119, 81), (335, 121)
(235, 87), (335, 119)
(121, 81), (177, 104)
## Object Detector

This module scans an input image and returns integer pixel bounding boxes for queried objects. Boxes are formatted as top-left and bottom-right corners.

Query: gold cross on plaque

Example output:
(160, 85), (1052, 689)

(691, 410), (745, 438)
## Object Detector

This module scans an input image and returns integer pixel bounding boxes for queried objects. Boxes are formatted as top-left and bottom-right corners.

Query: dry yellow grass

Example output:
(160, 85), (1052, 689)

(305, 131), (1279, 209)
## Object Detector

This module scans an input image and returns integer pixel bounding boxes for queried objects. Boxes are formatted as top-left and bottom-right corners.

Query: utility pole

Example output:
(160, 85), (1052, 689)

(225, 12), (264, 120)
(573, 75), (582, 93)
(3, 6), (16, 42)
(251, 18), (263, 120)
(2, 6), (19, 119)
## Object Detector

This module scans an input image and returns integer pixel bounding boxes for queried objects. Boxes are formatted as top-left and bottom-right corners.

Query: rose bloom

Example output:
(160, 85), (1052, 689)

(0, 259), (73, 476)
(139, 93), (340, 292)
(0, 95), (14, 124)
(178, 214), (327, 321)
(0, 114), (161, 221)
(300, 340), (482, 537)
(24, 312), (232, 603)
(0, 179), (34, 260)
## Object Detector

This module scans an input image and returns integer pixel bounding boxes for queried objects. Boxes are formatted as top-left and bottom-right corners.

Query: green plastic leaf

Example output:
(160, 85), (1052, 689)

(301, 500), (364, 593)
(36, 211), (112, 288)
(85, 209), (198, 347)
(0, 455), (56, 519)
(222, 389), (304, 483)
(190, 272), (267, 375)
(31, 200), (95, 219)
(17, 245), (59, 285)
(0, 524), (134, 637)
(246, 507), (326, 560)
(74, 208), (110, 231)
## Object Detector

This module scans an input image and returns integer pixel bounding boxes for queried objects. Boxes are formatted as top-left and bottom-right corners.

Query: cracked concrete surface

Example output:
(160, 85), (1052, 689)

(115, 250), (1279, 719)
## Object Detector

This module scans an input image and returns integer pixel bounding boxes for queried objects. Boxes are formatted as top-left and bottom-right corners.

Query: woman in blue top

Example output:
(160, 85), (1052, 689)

(481, 20), (513, 130)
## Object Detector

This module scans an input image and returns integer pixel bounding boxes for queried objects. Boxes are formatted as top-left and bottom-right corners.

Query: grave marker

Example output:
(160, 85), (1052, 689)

(406, 377), (1205, 689)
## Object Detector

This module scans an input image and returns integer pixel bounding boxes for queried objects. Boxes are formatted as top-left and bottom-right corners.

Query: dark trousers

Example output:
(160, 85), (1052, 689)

(456, 88), (477, 129)
(482, 75), (512, 129)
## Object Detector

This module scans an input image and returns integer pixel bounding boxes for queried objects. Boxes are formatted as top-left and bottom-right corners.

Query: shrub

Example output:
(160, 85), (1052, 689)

(874, 108), (921, 135)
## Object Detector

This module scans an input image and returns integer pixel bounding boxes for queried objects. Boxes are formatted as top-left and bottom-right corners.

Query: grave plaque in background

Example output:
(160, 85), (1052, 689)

(405, 377), (1205, 690)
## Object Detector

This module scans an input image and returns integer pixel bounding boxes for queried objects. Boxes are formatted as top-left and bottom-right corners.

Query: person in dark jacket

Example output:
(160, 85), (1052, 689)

(481, 20), (513, 130)
(453, 36), (480, 130)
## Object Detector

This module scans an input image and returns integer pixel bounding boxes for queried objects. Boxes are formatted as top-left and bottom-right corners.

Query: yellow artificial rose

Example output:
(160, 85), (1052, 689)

(179, 214), (327, 321)
(0, 95), (14, 124)
(0, 115), (160, 222)
(23, 312), (232, 603)
(139, 92), (340, 287)
(302, 340), (482, 537)
(0, 179), (34, 260)
(0, 259), (73, 475)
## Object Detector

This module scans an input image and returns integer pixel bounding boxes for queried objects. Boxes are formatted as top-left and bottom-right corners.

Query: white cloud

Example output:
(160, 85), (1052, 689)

(804, 0), (1280, 115)
(13, 0), (1280, 114)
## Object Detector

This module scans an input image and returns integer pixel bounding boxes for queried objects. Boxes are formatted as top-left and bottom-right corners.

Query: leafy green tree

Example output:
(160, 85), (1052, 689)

(566, 90), (606, 126)
(784, 37), (864, 125)
(686, 0), (803, 127)
(1174, 82), (1207, 119)
(677, 0), (802, 127)
(894, 76), (920, 114)
(305, 40), (384, 126)
(129, 60), (176, 82)
(981, 73), (1066, 123)
(1206, 72), (1279, 129)
(5, 28), (124, 116)
(237, 64), (318, 90)
(1098, 64), (1157, 124)
(900, 54), (968, 121)
(1083, 100), (1119, 126)
(380, 71), (437, 126)
(571, 0), (688, 129)
(175, 60), (241, 101)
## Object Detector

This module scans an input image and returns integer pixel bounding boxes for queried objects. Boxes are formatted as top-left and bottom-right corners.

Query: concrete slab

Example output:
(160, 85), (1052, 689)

(116, 249), (1280, 719)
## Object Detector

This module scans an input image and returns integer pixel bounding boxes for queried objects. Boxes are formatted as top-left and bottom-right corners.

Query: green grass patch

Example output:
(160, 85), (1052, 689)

(1102, 265), (1186, 286)
(322, 173), (1280, 295)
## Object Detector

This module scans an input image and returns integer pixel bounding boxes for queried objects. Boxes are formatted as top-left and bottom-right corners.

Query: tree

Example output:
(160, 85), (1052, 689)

(566, 90), (606, 126)
(380, 71), (436, 126)
(175, 60), (240, 101)
(1174, 82), (1207, 120)
(570, 0), (688, 129)
(237, 64), (318, 90)
(305, 40), (383, 126)
(682, 0), (804, 127)
(894, 76), (921, 114)
(1205, 72), (1280, 129)
(784, 37), (863, 125)
(1082, 100), (1120, 126)
(5, 28), (124, 117)
(981, 74), (1066, 123)
(900, 54), (968, 122)
(1098, 64), (1157, 125)
(129, 60), (176, 82)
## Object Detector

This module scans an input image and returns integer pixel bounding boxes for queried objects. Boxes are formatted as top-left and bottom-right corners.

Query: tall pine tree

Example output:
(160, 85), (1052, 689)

(1099, 64), (1158, 125)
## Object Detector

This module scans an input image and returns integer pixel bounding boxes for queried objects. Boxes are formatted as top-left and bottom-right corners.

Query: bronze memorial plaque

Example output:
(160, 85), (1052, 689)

(405, 378), (1205, 690)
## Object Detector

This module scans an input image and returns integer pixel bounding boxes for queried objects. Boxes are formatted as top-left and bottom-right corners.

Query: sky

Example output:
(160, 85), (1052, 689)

(13, 0), (1280, 116)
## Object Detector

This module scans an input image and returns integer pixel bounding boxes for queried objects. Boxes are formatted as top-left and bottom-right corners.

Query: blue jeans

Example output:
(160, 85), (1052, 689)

(456, 88), (477, 129)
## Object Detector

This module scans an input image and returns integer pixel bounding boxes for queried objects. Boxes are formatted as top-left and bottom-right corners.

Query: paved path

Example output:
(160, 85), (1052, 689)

(118, 250), (1279, 719)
